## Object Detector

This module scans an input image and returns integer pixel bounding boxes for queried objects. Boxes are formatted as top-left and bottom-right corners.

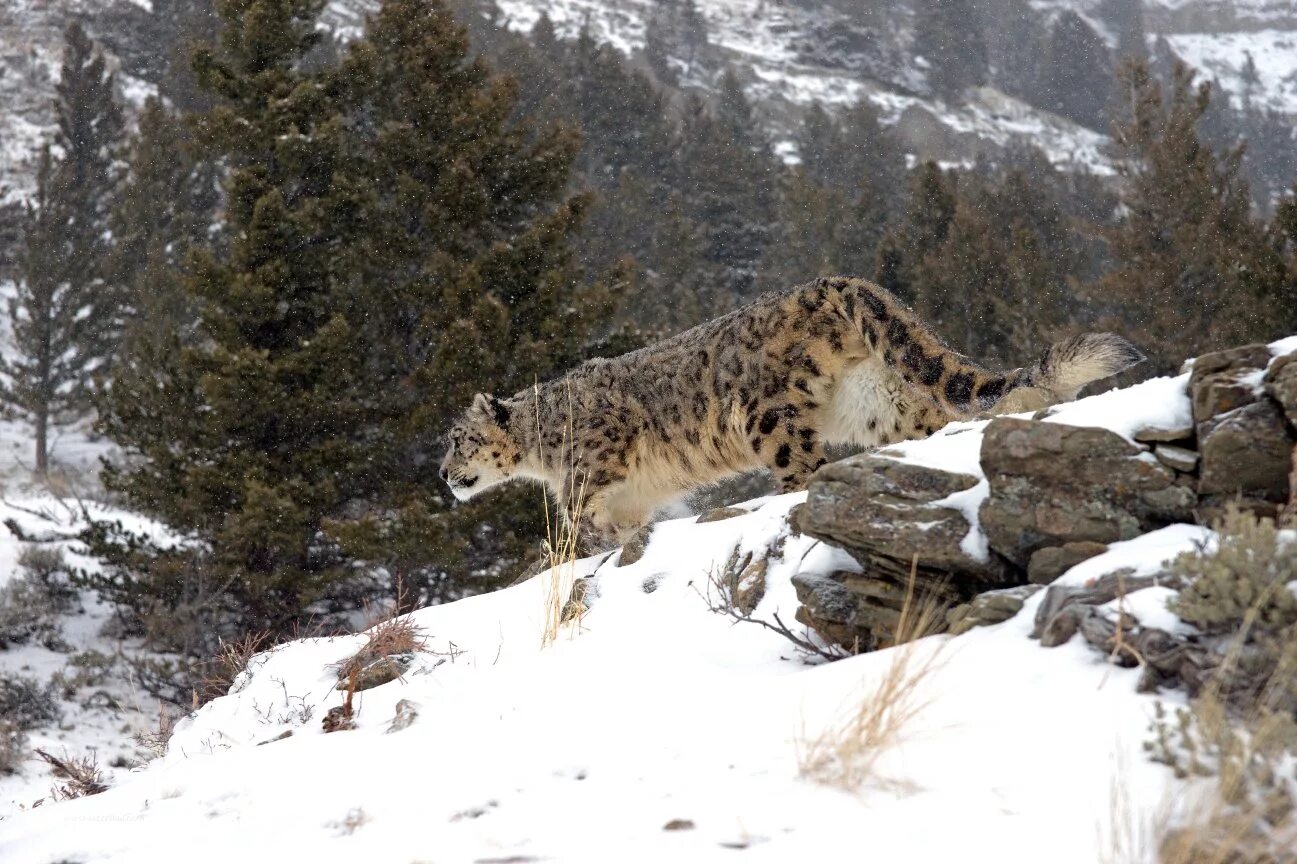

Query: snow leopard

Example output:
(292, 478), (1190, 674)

(439, 276), (1144, 552)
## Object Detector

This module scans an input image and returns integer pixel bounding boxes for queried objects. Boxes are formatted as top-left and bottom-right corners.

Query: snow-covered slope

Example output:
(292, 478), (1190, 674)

(0, 356), (1257, 862)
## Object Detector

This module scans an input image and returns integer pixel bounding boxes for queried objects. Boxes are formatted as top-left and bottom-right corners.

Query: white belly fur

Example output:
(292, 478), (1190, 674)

(819, 356), (908, 447)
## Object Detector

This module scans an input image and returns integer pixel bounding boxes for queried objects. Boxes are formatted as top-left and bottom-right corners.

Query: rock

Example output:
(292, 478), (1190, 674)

(1039, 604), (1083, 647)
(663, 819), (695, 831)
(1288, 445), (1297, 525)
(559, 577), (597, 624)
(946, 585), (1040, 635)
(322, 704), (355, 733)
(509, 553), (552, 586)
(695, 506), (747, 524)
(1197, 400), (1293, 502)
(1031, 570), (1168, 644)
(1264, 352), (1297, 425)
(386, 699), (419, 733)
(1188, 344), (1272, 383)
(1192, 370), (1263, 427)
(791, 568), (964, 651)
(1026, 541), (1108, 585)
(791, 572), (866, 650)
(732, 556), (767, 616)
(979, 419), (1195, 566)
(1132, 423), (1194, 444)
(617, 525), (654, 567)
(336, 652), (414, 692)
(796, 453), (1012, 583)
(1153, 444), (1199, 473)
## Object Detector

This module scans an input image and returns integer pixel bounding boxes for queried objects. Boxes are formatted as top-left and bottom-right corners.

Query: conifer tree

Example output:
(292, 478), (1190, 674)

(2, 152), (92, 477)
(1091, 61), (1288, 366)
(0, 24), (123, 477)
(107, 98), (218, 339)
(1040, 12), (1113, 131)
(644, 0), (708, 82)
(97, 0), (616, 635)
(914, 0), (988, 102)
(1097, 0), (1146, 63)
(675, 91), (775, 310)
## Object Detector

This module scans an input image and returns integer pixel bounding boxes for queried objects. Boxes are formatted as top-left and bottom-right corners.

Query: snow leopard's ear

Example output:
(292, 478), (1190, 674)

(473, 393), (510, 427)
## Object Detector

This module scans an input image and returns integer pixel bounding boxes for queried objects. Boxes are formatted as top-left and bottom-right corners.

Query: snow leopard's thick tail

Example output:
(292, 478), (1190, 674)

(828, 277), (1145, 419)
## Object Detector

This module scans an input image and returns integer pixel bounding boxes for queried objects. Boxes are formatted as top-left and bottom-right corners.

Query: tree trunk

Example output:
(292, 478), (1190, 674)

(34, 406), (48, 478)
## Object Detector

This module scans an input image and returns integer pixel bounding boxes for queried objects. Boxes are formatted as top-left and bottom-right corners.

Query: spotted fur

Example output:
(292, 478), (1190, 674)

(440, 277), (1144, 551)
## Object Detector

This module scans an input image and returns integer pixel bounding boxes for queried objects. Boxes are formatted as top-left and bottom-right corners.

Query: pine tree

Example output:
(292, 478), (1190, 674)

(914, 0), (988, 102)
(55, 23), (124, 368)
(1, 152), (93, 477)
(675, 91), (775, 310)
(1096, 0), (1146, 63)
(0, 24), (124, 477)
(643, 0), (708, 82)
(1091, 60), (1288, 366)
(1240, 51), (1260, 111)
(796, 100), (904, 208)
(107, 98), (218, 340)
(984, 0), (1048, 104)
(1040, 11), (1113, 131)
(97, 0), (616, 637)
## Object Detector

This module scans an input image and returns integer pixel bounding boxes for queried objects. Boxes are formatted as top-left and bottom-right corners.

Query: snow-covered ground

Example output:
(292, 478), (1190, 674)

(1166, 29), (1297, 114)
(0, 496), (171, 814)
(7, 340), (1291, 861)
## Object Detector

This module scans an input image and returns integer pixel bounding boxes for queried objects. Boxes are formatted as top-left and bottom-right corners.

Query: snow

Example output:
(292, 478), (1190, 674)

(1166, 29), (1297, 114)
(0, 354), (1232, 860)
(0, 496), (178, 815)
(0, 486), (1188, 863)
(1053, 524), (1212, 588)
(1044, 374), (1193, 442)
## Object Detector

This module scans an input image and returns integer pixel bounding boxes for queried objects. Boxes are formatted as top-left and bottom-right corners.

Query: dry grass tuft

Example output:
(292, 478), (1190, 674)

(34, 748), (107, 802)
(796, 563), (949, 791)
(196, 629), (273, 706)
(133, 702), (182, 760)
(538, 381), (591, 648)
(335, 614), (427, 683)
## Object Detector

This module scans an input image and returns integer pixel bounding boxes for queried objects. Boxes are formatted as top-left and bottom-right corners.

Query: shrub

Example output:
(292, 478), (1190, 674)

(0, 675), (59, 730)
(51, 650), (116, 699)
(1171, 508), (1297, 638)
(0, 546), (76, 650)
(1142, 508), (1297, 861)
(0, 719), (28, 775)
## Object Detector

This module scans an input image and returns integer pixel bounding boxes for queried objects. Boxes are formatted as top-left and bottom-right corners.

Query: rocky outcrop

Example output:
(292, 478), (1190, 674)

(1190, 345), (1297, 518)
(792, 452), (1016, 650)
(978, 419), (1195, 566)
(1026, 541), (1108, 585)
(783, 340), (1297, 654)
(791, 568), (965, 652)
(946, 585), (1041, 635)
(795, 454), (1012, 583)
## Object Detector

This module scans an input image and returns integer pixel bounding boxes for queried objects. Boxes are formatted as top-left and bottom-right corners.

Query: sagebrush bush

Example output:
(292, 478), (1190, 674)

(0, 675), (59, 730)
(0, 576), (63, 649)
(17, 545), (76, 608)
(0, 718), (28, 775)
(1143, 508), (1297, 861)
(1171, 508), (1297, 637)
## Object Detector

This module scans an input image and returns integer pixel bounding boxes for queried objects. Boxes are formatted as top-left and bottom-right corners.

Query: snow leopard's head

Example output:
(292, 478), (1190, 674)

(440, 393), (520, 502)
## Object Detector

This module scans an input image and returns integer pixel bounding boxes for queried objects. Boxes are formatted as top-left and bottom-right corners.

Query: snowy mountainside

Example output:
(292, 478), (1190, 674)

(4, 0), (1297, 201)
(7, 342), (1295, 862)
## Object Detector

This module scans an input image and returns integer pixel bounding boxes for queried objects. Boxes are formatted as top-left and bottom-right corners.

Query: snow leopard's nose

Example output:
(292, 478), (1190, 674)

(439, 464), (449, 484)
